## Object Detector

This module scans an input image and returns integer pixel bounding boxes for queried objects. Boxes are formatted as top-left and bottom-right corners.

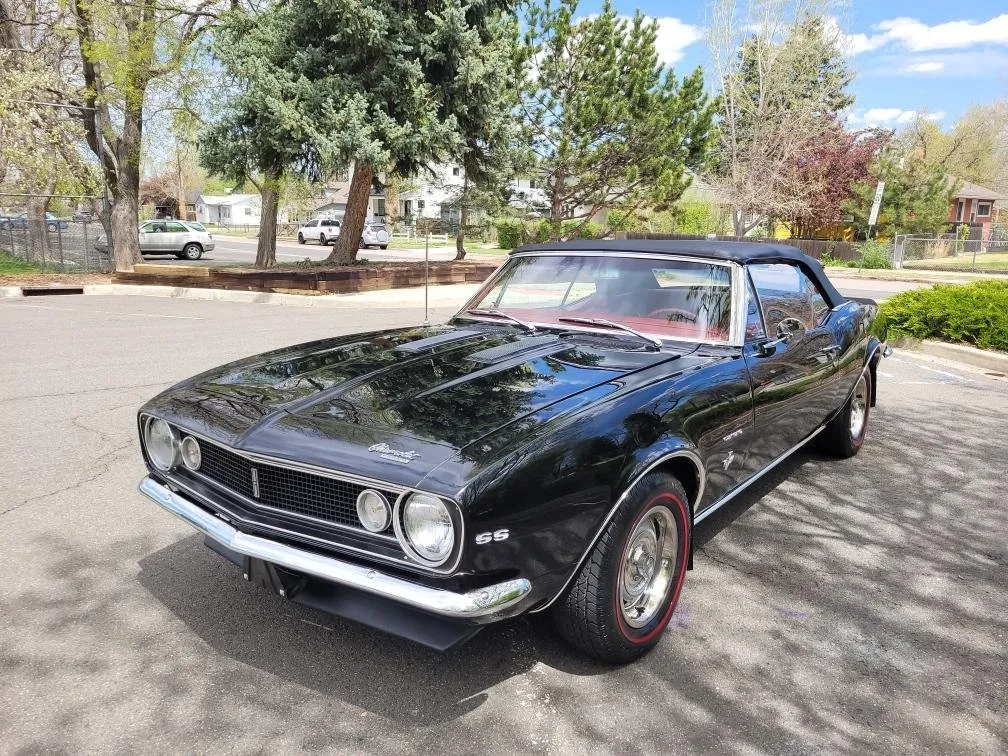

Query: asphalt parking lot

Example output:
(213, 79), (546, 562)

(1, 293), (1005, 754)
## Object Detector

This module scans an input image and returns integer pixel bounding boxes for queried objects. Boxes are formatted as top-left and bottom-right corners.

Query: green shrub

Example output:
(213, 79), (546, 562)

(495, 218), (526, 249)
(852, 240), (893, 269)
(819, 252), (844, 268)
(872, 280), (1008, 352)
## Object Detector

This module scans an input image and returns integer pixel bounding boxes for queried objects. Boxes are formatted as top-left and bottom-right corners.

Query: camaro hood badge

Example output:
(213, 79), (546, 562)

(368, 442), (421, 465)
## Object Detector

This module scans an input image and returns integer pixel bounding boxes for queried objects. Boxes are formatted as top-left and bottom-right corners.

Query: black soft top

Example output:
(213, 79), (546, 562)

(513, 239), (845, 308)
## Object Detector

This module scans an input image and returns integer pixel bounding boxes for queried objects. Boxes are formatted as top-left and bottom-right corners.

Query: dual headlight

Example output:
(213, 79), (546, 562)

(143, 417), (201, 472)
(358, 489), (456, 567)
(146, 416), (456, 568)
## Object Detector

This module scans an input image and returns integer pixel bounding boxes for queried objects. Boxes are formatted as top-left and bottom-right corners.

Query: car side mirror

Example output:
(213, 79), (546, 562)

(757, 318), (806, 357)
(776, 317), (806, 344)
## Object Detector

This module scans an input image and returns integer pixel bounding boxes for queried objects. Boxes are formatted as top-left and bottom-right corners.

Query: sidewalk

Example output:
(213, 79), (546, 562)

(824, 266), (1007, 285)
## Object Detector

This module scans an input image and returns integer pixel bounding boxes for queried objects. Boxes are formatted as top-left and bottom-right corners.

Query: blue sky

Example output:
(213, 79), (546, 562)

(595, 1), (1008, 129)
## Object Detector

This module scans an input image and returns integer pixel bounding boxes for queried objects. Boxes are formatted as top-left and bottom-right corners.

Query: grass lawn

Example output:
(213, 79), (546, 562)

(0, 251), (43, 274)
(904, 252), (1008, 272)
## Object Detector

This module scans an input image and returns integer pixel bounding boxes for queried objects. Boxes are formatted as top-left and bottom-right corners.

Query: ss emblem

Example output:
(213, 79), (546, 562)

(475, 529), (509, 545)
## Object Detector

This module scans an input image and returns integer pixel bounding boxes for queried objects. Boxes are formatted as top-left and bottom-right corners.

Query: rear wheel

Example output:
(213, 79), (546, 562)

(380, 244), (388, 250)
(180, 243), (203, 261)
(820, 370), (870, 458)
(320, 233), (328, 245)
(553, 472), (690, 663)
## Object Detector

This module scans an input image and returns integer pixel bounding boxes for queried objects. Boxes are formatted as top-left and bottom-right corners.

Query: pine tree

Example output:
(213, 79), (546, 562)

(199, 7), (337, 268)
(520, 0), (717, 238)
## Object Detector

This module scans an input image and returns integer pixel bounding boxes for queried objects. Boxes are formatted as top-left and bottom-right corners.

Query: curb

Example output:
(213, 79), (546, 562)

(915, 340), (1008, 375)
(824, 269), (1007, 286)
(80, 283), (480, 308)
(0, 286), (23, 298)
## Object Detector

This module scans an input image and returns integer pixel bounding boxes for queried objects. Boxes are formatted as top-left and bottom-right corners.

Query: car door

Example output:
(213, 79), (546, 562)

(139, 221), (163, 252)
(163, 221), (188, 252)
(741, 262), (841, 474)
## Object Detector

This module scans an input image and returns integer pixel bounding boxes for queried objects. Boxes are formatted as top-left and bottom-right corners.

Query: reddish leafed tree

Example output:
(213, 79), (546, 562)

(786, 119), (890, 239)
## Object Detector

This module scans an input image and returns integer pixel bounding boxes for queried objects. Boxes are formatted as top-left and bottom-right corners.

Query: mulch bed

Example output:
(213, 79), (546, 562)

(0, 273), (113, 287)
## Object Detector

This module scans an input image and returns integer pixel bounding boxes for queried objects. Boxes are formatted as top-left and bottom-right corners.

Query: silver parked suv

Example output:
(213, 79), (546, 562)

(95, 220), (215, 260)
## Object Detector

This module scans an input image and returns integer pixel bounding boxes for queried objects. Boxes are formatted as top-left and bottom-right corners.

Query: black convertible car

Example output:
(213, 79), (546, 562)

(138, 240), (888, 662)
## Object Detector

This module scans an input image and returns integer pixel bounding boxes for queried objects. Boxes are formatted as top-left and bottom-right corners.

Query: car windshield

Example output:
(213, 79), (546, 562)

(460, 253), (734, 344)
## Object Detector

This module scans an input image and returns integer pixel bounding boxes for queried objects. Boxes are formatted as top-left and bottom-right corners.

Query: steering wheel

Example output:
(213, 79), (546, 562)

(647, 307), (698, 323)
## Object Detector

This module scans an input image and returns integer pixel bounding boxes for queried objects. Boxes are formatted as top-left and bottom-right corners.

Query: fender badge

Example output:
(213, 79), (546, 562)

(368, 442), (420, 465)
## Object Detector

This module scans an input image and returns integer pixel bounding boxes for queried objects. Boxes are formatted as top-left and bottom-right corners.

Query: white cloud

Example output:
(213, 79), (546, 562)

(844, 13), (1008, 56)
(878, 14), (1008, 51)
(849, 108), (946, 127)
(900, 61), (945, 74)
(651, 17), (703, 64)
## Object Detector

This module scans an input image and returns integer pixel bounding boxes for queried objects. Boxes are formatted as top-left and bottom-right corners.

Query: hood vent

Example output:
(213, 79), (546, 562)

(394, 329), (483, 353)
(467, 334), (562, 364)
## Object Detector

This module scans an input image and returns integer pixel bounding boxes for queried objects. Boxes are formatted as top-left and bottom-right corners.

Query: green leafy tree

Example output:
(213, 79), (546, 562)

(67, 0), (224, 271)
(520, 0), (716, 239)
(199, 6), (337, 268)
(847, 147), (953, 239)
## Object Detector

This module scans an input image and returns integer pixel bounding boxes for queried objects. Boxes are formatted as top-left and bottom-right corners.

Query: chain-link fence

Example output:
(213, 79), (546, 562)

(0, 193), (114, 273)
(894, 230), (1008, 273)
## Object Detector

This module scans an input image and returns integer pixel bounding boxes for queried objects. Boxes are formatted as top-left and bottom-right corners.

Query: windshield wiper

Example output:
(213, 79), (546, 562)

(465, 308), (536, 333)
(557, 316), (662, 351)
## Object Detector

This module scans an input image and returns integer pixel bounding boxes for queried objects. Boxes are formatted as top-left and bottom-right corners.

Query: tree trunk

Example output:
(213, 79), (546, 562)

(550, 171), (565, 241)
(26, 192), (53, 264)
(110, 103), (144, 273)
(454, 176), (469, 260)
(256, 167), (282, 269)
(328, 162), (373, 265)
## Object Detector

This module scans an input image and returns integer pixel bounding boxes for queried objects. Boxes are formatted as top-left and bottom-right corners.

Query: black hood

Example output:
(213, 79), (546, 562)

(143, 324), (698, 488)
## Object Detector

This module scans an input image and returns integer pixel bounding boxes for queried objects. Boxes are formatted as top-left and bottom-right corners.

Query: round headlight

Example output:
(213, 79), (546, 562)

(398, 493), (455, 566)
(356, 489), (391, 532)
(145, 417), (178, 471)
(180, 436), (201, 471)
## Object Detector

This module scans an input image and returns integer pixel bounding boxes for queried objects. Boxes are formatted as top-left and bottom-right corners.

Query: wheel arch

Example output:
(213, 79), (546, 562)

(531, 443), (704, 613)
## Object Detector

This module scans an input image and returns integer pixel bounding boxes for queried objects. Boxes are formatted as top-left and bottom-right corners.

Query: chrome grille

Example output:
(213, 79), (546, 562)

(195, 439), (398, 534)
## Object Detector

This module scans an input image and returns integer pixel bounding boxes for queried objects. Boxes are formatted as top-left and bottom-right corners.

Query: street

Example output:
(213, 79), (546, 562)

(146, 234), (474, 265)
(0, 291), (1005, 753)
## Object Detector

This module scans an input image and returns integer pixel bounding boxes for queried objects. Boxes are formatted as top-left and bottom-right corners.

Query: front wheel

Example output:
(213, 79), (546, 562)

(819, 370), (871, 458)
(47, 223), (57, 232)
(297, 233), (305, 244)
(319, 234), (327, 246)
(553, 471), (691, 663)
(180, 243), (203, 261)
(379, 244), (388, 250)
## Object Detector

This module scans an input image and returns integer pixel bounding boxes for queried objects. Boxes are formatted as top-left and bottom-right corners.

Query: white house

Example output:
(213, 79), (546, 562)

(196, 193), (263, 225)
(398, 163), (465, 221)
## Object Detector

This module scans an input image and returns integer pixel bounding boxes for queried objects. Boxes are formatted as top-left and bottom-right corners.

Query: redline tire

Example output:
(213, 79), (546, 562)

(820, 369), (871, 458)
(553, 471), (691, 663)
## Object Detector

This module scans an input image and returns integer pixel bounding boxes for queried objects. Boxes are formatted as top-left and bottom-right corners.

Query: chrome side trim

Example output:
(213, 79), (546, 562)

(508, 250), (736, 268)
(693, 425), (824, 526)
(530, 448), (705, 613)
(139, 477), (530, 620)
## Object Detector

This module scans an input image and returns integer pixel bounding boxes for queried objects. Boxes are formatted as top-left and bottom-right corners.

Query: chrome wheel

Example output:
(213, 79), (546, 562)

(849, 374), (868, 438)
(618, 505), (678, 628)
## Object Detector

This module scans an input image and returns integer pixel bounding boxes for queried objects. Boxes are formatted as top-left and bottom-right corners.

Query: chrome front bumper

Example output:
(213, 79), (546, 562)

(138, 476), (531, 620)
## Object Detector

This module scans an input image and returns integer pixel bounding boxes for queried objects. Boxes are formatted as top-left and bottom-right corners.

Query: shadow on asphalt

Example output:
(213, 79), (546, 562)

(135, 456), (804, 727)
(133, 396), (1008, 749)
